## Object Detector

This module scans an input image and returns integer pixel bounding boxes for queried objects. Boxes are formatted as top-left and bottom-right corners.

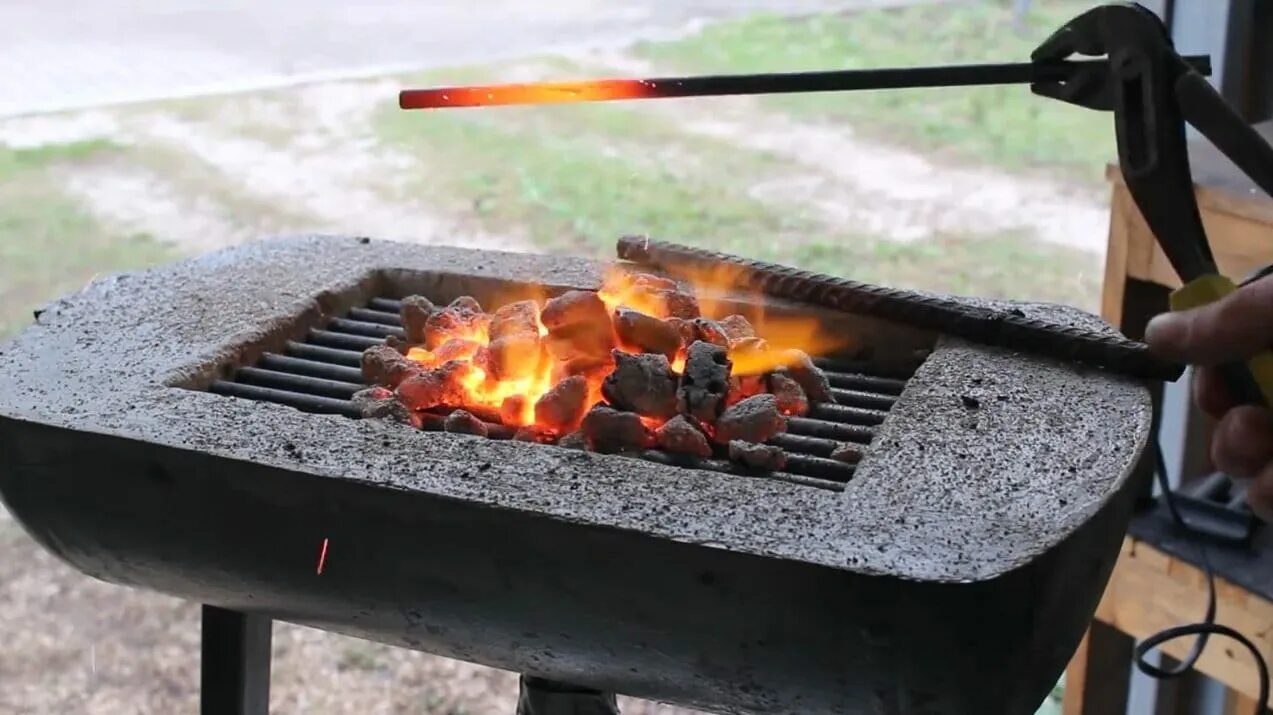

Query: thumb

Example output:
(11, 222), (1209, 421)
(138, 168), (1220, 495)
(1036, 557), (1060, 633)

(1145, 275), (1273, 365)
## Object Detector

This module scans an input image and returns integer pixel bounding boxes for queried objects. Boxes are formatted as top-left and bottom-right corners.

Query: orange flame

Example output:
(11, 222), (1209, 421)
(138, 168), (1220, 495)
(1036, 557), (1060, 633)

(395, 265), (851, 431)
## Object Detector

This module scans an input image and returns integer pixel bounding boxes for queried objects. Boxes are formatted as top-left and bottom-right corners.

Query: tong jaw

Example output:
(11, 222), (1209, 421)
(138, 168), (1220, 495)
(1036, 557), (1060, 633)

(1032, 2), (1215, 280)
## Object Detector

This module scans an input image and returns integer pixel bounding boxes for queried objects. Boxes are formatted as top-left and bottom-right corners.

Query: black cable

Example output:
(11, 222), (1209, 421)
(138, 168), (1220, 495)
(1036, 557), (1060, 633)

(1132, 420), (1270, 714)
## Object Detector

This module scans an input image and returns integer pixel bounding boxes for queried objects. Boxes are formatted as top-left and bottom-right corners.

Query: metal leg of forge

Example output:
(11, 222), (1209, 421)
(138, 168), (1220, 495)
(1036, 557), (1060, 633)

(201, 605), (273, 715)
(516, 675), (621, 715)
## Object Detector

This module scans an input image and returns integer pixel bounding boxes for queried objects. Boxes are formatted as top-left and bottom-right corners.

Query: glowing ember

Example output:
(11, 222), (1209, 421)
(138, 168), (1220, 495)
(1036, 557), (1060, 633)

(399, 78), (661, 110)
(359, 267), (851, 467)
(316, 537), (329, 575)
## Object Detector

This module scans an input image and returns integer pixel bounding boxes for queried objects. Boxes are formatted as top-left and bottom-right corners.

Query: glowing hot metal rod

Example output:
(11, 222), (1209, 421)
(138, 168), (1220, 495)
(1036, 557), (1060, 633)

(398, 57), (1211, 110)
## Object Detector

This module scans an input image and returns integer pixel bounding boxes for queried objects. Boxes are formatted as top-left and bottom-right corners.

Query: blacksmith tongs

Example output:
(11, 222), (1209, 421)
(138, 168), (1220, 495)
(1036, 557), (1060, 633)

(1031, 1), (1273, 409)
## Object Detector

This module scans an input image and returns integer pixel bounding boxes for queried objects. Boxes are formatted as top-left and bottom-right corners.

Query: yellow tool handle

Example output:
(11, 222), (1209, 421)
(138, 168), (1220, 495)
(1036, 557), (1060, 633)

(1170, 274), (1273, 407)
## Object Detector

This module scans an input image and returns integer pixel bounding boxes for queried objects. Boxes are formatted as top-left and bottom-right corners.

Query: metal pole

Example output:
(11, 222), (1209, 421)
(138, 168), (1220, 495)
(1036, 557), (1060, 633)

(515, 676), (621, 715)
(201, 605), (273, 715)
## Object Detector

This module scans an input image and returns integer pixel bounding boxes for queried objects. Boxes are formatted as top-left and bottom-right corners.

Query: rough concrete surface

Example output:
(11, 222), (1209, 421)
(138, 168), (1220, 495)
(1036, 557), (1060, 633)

(0, 235), (1151, 582)
(0, 236), (1147, 714)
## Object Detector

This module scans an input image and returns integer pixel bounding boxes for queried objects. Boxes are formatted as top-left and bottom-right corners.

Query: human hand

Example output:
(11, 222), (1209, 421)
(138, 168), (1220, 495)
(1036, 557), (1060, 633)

(1145, 278), (1273, 520)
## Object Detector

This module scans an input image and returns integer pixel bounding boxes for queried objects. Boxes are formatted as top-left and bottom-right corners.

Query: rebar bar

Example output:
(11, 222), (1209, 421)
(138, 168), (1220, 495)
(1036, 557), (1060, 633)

(616, 236), (1183, 382)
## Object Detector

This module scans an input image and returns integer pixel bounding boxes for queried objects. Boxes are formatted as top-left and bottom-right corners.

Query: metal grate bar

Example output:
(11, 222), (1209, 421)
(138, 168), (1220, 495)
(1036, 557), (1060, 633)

(823, 373), (907, 395)
(211, 296), (922, 492)
(786, 417), (874, 444)
(209, 381), (361, 418)
(807, 403), (888, 426)
(828, 388), (896, 410)
(258, 354), (364, 383)
(769, 433), (860, 461)
(234, 367), (362, 400)
(284, 342), (363, 367)
(369, 297), (404, 313)
(308, 329), (383, 351)
(327, 318), (406, 339)
(637, 450), (848, 491)
(348, 307), (403, 326)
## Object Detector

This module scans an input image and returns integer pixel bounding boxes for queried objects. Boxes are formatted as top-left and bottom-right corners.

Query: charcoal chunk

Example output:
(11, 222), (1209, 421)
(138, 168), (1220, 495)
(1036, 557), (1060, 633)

(725, 374), (767, 408)
(730, 336), (769, 356)
(777, 350), (834, 404)
(540, 290), (608, 331)
(628, 273), (678, 292)
(602, 351), (678, 419)
(715, 393), (786, 445)
(655, 415), (712, 458)
(665, 317), (697, 350)
(662, 291), (701, 320)
(472, 345), (494, 376)
(500, 395), (529, 425)
(557, 431), (589, 451)
(449, 296), (483, 313)
(487, 334), (542, 380)
(424, 303), (491, 350)
(728, 440), (787, 471)
(581, 405), (653, 453)
(461, 403), (503, 425)
(604, 272), (699, 319)
(432, 337), (482, 364)
(443, 409), (489, 437)
(394, 360), (472, 411)
(361, 344), (421, 389)
(690, 318), (730, 348)
(534, 375), (590, 433)
(613, 308), (681, 360)
(677, 341), (732, 423)
(384, 334), (409, 354)
(514, 425), (555, 443)
(541, 290), (614, 362)
(829, 443), (861, 464)
(351, 386), (414, 425)
(718, 315), (756, 343)
(490, 299), (541, 341)
(768, 372), (810, 417)
(399, 295), (435, 344)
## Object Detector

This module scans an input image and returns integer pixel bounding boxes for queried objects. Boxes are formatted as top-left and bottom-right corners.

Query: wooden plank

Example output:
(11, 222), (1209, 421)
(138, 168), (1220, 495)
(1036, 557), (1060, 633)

(1093, 538), (1273, 707)
(1062, 622), (1134, 715)
(1109, 185), (1159, 285)
(1108, 174), (1273, 289)
(1102, 187), (1133, 326)
(1106, 163), (1273, 229)
(1223, 689), (1264, 715)
(1141, 205), (1273, 288)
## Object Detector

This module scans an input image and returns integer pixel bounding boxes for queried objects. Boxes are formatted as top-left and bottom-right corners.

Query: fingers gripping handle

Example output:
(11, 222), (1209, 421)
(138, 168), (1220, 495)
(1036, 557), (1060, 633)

(1170, 274), (1273, 407)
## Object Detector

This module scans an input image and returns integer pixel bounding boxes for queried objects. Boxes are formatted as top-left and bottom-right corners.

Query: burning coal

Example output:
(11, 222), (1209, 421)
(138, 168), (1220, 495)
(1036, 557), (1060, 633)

(356, 268), (843, 470)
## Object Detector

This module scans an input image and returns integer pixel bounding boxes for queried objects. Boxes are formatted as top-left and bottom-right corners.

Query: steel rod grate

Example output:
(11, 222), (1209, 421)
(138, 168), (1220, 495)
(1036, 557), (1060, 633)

(208, 297), (924, 492)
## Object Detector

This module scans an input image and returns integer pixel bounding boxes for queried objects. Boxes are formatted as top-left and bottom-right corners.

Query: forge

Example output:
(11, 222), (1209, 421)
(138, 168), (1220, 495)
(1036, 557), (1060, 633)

(0, 235), (1152, 714)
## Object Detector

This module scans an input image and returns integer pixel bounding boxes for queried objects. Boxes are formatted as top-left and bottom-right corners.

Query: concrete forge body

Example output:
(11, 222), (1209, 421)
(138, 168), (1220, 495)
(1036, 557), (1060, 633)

(0, 236), (1151, 714)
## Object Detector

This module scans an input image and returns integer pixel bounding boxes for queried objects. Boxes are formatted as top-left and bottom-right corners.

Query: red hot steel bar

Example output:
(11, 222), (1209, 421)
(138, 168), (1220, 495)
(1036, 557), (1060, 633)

(398, 57), (1211, 110)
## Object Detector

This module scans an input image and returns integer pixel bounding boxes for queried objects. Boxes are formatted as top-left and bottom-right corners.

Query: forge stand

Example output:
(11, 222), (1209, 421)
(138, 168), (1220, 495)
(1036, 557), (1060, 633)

(0, 237), (1152, 714)
(200, 605), (621, 715)
(201, 606), (272, 715)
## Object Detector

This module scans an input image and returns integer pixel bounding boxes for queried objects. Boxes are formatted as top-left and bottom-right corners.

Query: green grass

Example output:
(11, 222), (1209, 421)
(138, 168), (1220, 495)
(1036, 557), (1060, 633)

(0, 141), (176, 338)
(375, 89), (1099, 309)
(636, 0), (1113, 177)
(376, 100), (804, 258)
(0, 139), (121, 181)
(792, 231), (1099, 310)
